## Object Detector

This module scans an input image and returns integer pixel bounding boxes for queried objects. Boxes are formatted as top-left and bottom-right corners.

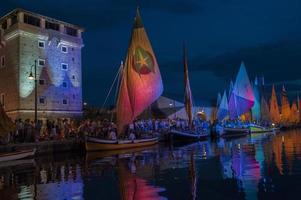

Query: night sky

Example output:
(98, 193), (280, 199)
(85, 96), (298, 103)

(1, 0), (301, 106)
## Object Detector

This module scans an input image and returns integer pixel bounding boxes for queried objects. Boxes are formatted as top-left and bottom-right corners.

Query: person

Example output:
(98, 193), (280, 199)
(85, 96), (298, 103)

(129, 131), (136, 140)
(108, 128), (117, 140)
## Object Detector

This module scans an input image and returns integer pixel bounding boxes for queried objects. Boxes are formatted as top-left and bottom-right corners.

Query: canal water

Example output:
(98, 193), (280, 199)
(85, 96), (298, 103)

(1, 130), (301, 200)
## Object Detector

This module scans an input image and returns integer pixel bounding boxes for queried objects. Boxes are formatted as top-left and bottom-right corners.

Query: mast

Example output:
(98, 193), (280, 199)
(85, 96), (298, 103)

(183, 45), (193, 129)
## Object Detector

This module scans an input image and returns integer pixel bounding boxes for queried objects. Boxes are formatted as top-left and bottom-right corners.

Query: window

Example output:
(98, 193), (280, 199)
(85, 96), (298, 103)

(65, 26), (77, 37)
(62, 99), (68, 105)
(0, 56), (5, 68)
(72, 57), (75, 62)
(38, 41), (45, 48)
(24, 14), (40, 27)
(72, 75), (75, 80)
(62, 81), (67, 88)
(61, 63), (68, 70)
(38, 59), (45, 67)
(0, 93), (4, 107)
(45, 21), (59, 31)
(61, 46), (68, 53)
(39, 96), (46, 104)
(1, 21), (7, 30)
(11, 15), (18, 26)
(39, 79), (45, 85)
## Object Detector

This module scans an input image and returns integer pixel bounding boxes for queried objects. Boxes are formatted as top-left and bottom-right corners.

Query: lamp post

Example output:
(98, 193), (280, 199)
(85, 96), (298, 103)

(28, 60), (38, 126)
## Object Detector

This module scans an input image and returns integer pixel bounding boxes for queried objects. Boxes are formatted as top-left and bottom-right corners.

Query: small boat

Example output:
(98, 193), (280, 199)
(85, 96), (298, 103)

(170, 129), (209, 141)
(85, 136), (158, 151)
(249, 124), (274, 134)
(222, 127), (249, 138)
(0, 148), (36, 162)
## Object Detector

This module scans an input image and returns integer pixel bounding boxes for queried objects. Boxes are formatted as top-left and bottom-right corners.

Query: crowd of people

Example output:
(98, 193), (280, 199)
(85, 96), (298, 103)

(1, 117), (211, 144)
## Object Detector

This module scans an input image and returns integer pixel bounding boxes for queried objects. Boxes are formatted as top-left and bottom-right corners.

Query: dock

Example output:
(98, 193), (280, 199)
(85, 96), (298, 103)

(0, 139), (85, 156)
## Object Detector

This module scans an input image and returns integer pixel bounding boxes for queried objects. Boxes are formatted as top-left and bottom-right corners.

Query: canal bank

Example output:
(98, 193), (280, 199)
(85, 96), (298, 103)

(0, 139), (85, 156)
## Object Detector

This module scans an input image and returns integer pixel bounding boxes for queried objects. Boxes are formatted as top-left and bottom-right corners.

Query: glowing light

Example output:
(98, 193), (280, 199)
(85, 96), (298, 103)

(28, 72), (34, 80)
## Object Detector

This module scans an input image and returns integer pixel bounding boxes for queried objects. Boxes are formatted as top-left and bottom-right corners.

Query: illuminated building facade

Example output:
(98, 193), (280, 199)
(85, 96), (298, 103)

(0, 9), (84, 120)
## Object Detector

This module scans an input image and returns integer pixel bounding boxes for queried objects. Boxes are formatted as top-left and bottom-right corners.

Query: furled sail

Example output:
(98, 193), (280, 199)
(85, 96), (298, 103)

(183, 46), (193, 129)
(116, 8), (163, 134)
(280, 85), (291, 124)
(269, 85), (280, 123)
(229, 62), (255, 119)
(252, 77), (261, 121)
(217, 90), (229, 121)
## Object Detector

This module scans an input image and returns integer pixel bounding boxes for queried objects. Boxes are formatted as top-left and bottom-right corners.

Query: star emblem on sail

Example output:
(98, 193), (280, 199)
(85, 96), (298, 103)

(228, 62), (255, 119)
(116, 8), (163, 134)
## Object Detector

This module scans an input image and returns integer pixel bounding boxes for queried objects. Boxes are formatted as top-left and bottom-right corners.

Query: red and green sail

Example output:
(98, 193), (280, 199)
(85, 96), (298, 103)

(116, 8), (163, 134)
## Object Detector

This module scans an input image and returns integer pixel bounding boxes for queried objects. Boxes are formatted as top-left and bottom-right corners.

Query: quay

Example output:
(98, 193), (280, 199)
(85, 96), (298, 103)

(0, 139), (85, 156)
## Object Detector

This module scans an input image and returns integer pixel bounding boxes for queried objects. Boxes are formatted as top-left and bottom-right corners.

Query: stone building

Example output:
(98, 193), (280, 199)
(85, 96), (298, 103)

(0, 8), (84, 120)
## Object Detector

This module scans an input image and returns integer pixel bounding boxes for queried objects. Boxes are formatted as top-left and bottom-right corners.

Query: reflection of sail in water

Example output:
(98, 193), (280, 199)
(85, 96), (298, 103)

(118, 159), (165, 200)
(189, 151), (197, 200)
(220, 143), (261, 199)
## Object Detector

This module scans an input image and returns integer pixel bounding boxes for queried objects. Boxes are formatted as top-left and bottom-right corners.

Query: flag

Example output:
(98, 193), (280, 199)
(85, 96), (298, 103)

(116, 8), (163, 134)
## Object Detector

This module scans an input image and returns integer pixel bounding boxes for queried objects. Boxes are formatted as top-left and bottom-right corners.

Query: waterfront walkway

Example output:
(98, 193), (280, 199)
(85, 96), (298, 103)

(0, 139), (84, 155)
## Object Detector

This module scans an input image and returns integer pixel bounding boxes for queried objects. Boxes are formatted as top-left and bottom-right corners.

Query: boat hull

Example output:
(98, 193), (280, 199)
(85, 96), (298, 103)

(249, 125), (274, 134)
(85, 136), (158, 151)
(222, 128), (249, 138)
(170, 129), (209, 141)
(0, 149), (36, 162)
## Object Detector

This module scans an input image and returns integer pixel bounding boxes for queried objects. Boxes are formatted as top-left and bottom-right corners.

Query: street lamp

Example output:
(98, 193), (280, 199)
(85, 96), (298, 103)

(28, 60), (38, 126)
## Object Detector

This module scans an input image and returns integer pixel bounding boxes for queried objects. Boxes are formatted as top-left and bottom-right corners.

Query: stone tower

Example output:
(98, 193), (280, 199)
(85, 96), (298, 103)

(0, 8), (84, 120)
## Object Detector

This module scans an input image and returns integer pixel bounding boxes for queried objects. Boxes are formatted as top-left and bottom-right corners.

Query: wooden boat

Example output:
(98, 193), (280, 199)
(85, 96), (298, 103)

(249, 124), (274, 134)
(170, 129), (209, 141)
(86, 9), (163, 152)
(222, 127), (249, 138)
(0, 148), (36, 162)
(85, 136), (158, 151)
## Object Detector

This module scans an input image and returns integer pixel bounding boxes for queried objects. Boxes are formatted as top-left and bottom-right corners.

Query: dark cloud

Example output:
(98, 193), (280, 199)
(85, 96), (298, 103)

(1, 0), (301, 106)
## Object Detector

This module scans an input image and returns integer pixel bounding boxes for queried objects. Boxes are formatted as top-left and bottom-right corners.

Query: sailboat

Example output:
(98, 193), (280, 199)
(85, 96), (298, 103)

(280, 85), (291, 129)
(86, 8), (163, 151)
(170, 47), (209, 141)
(224, 62), (254, 137)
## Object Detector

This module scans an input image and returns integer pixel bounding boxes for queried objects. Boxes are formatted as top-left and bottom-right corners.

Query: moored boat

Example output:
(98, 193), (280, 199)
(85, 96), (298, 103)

(85, 136), (158, 151)
(222, 127), (249, 138)
(170, 129), (209, 141)
(169, 46), (209, 141)
(249, 124), (274, 134)
(0, 148), (36, 162)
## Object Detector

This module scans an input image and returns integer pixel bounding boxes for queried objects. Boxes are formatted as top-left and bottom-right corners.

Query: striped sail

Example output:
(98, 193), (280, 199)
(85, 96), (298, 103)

(229, 62), (255, 119)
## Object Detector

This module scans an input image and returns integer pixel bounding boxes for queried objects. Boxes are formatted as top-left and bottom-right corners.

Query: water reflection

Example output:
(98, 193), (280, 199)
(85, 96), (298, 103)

(1, 130), (301, 199)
